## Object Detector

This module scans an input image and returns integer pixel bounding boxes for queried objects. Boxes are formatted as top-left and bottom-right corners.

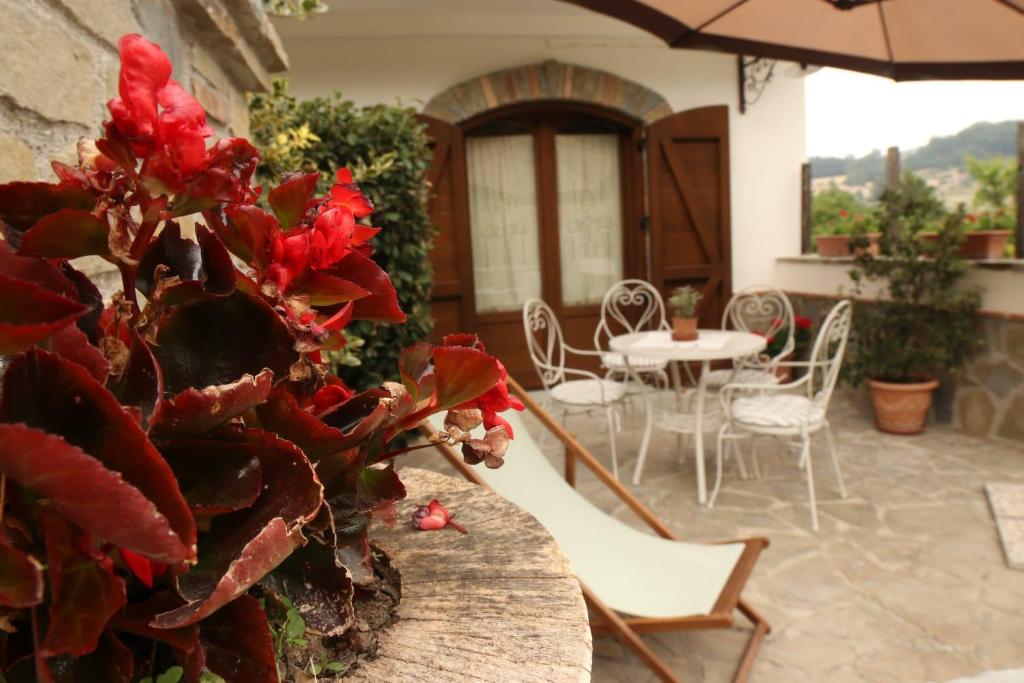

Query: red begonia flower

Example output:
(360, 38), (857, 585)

(312, 381), (354, 414)
(267, 230), (311, 291)
(795, 316), (812, 330)
(442, 334), (524, 437)
(329, 168), (374, 218)
(412, 499), (466, 534)
(120, 547), (167, 588)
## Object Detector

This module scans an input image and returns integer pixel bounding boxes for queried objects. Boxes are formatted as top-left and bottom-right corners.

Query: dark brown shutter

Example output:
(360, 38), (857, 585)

(645, 105), (732, 327)
(418, 114), (475, 343)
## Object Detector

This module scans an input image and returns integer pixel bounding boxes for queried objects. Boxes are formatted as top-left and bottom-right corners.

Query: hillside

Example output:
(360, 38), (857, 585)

(810, 120), (1018, 187)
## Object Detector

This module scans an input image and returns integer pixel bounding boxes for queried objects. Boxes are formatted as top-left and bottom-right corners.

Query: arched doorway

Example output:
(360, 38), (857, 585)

(421, 65), (731, 386)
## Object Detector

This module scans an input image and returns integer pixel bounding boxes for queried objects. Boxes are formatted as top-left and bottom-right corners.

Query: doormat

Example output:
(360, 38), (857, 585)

(985, 483), (1024, 570)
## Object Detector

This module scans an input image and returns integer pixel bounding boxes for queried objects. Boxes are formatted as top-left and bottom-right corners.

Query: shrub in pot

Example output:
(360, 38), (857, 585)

(959, 155), (1016, 259)
(846, 205), (981, 434)
(667, 286), (701, 341)
(0, 35), (522, 682)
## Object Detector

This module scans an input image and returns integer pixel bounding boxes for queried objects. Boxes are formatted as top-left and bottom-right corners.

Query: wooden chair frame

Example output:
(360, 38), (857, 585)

(421, 375), (771, 683)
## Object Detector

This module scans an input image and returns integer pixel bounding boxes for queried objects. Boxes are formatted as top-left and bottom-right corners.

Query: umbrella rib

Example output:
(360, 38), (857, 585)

(993, 0), (1024, 16)
(876, 2), (895, 74)
(673, 0), (753, 45)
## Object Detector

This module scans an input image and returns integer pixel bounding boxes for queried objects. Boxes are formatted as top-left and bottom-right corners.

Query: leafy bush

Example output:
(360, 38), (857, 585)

(846, 202), (981, 385)
(667, 285), (701, 318)
(811, 185), (877, 237)
(0, 35), (518, 682)
(249, 81), (434, 386)
(965, 155), (1016, 233)
(876, 171), (948, 236)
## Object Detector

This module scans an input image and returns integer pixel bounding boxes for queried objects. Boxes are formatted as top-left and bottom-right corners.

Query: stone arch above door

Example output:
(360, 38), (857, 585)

(423, 61), (672, 124)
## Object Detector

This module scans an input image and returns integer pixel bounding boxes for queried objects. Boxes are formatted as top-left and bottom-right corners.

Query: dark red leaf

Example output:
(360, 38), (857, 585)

(326, 251), (405, 323)
(0, 274), (88, 354)
(200, 594), (279, 683)
(137, 223), (235, 304)
(151, 369), (273, 437)
(112, 591), (204, 676)
(153, 430), (322, 628)
(0, 350), (196, 563)
(152, 292), (297, 395)
(288, 269), (369, 307)
(398, 342), (433, 403)
(356, 464), (406, 514)
(0, 240), (77, 297)
(0, 424), (189, 564)
(0, 182), (94, 247)
(39, 511), (126, 657)
(318, 389), (391, 451)
(218, 205), (276, 269)
(267, 172), (319, 231)
(108, 330), (163, 430)
(182, 137), (260, 207)
(261, 540), (354, 637)
(44, 323), (109, 384)
(58, 262), (104, 343)
(159, 438), (262, 516)
(432, 346), (501, 412)
(254, 386), (349, 461)
(55, 628), (134, 683)
(0, 540), (44, 608)
(19, 209), (110, 259)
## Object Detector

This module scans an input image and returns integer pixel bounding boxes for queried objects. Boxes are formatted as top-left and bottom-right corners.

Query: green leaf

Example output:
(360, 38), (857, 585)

(156, 666), (185, 683)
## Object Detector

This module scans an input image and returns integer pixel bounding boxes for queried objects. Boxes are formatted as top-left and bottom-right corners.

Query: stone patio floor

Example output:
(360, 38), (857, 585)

(402, 387), (1024, 683)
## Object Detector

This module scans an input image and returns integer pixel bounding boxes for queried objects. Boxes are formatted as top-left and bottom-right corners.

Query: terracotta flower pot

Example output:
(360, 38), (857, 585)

(867, 378), (940, 434)
(816, 234), (851, 257)
(958, 230), (1010, 259)
(671, 317), (698, 341)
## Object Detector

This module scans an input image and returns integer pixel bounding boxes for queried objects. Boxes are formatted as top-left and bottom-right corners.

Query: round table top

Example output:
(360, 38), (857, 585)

(608, 329), (767, 362)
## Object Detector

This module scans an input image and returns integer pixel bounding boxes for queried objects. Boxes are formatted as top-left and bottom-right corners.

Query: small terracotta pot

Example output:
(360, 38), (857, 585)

(671, 317), (698, 341)
(816, 234), (851, 257)
(958, 230), (1010, 259)
(867, 378), (940, 435)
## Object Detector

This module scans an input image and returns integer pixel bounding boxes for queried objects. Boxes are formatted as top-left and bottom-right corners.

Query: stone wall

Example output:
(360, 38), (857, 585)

(0, 0), (287, 296)
(788, 293), (1024, 444)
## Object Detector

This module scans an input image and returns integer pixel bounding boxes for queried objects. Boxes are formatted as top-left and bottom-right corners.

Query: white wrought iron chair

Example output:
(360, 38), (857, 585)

(523, 298), (626, 479)
(704, 285), (796, 390)
(594, 279), (672, 390)
(710, 300), (853, 531)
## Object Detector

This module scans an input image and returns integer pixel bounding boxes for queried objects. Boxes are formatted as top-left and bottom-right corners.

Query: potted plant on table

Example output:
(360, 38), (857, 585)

(668, 285), (702, 341)
(846, 199), (982, 434)
(0, 34), (522, 681)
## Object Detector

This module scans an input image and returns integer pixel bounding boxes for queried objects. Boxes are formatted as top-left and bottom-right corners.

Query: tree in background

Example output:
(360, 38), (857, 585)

(966, 155), (1016, 232)
(250, 80), (434, 386)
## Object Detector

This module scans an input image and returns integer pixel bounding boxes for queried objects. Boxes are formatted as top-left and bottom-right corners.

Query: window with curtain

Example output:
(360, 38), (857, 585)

(466, 134), (541, 313)
(555, 133), (624, 307)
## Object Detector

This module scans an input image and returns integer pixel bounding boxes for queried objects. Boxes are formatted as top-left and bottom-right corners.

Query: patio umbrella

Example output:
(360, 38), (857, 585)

(560, 0), (1024, 80)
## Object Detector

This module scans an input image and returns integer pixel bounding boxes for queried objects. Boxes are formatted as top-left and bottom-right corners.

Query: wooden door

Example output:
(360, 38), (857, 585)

(419, 115), (475, 344)
(646, 106), (732, 327)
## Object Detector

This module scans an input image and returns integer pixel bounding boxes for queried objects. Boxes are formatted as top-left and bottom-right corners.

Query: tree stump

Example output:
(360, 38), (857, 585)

(350, 468), (592, 682)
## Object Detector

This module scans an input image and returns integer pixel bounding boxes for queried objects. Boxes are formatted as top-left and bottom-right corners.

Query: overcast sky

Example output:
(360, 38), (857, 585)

(805, 67), (1024, 158)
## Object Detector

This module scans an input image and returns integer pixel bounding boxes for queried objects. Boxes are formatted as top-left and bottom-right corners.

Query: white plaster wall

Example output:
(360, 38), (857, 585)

(272, 2), (807, 291)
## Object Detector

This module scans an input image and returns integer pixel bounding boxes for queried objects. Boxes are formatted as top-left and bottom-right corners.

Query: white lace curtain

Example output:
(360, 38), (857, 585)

(466, 134), (541, 313)
(555, 134), (623, 306)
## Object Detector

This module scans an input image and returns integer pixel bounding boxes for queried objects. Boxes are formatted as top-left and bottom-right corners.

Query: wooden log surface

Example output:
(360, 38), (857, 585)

(349, 467), (592, 682)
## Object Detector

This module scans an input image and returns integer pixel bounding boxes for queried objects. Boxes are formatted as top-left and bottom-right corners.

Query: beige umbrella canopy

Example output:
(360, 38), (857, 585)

(561, 0), (1024, 80)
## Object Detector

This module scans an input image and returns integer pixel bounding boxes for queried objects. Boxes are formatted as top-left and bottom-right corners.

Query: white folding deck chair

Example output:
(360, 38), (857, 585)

(425, 377), (770, 683)
(711, 300), (853, 531)
(704, 285), (796, 389)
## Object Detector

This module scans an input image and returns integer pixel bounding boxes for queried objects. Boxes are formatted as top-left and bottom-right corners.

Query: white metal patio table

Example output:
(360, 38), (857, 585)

(609, 329), (767, 501)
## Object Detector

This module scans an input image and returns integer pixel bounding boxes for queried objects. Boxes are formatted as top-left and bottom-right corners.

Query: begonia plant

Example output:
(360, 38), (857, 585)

(0, 34), (518, 682)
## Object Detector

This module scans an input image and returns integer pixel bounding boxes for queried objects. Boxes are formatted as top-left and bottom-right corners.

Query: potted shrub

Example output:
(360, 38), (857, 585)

(668, 285), (701, 341)
(0, 35), (523, 681)
(847, 201), (982, 434)
(812, 185), (881, 257)
(958, 156), (1016, 259)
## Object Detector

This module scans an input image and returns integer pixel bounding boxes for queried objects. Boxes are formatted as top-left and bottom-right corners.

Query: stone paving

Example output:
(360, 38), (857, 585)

(403, 387), (1024, 683)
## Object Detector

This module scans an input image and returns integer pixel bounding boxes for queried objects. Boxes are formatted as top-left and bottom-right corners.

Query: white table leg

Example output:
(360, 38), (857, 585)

(694, 359), (709, 505)
(630, 358), (654, 486)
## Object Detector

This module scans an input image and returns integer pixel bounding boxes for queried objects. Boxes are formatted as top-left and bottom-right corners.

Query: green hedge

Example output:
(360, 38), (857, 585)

(249, 80), (434, 386)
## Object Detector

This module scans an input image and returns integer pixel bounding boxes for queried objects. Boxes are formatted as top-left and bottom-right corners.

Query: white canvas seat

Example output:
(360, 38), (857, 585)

(425, 378), (771, 683)
(549, 378), (628, 406)
(731, 394), (826, 428)
(704, 367), (781, 388)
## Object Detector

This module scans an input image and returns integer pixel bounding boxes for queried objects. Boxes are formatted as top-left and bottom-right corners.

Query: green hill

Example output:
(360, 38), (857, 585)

(810, 120), (1018, 186)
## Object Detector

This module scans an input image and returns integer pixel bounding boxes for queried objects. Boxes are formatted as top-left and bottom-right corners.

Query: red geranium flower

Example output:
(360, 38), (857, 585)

(795, 316), (812, 330)
(838, 209), (849, 217)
